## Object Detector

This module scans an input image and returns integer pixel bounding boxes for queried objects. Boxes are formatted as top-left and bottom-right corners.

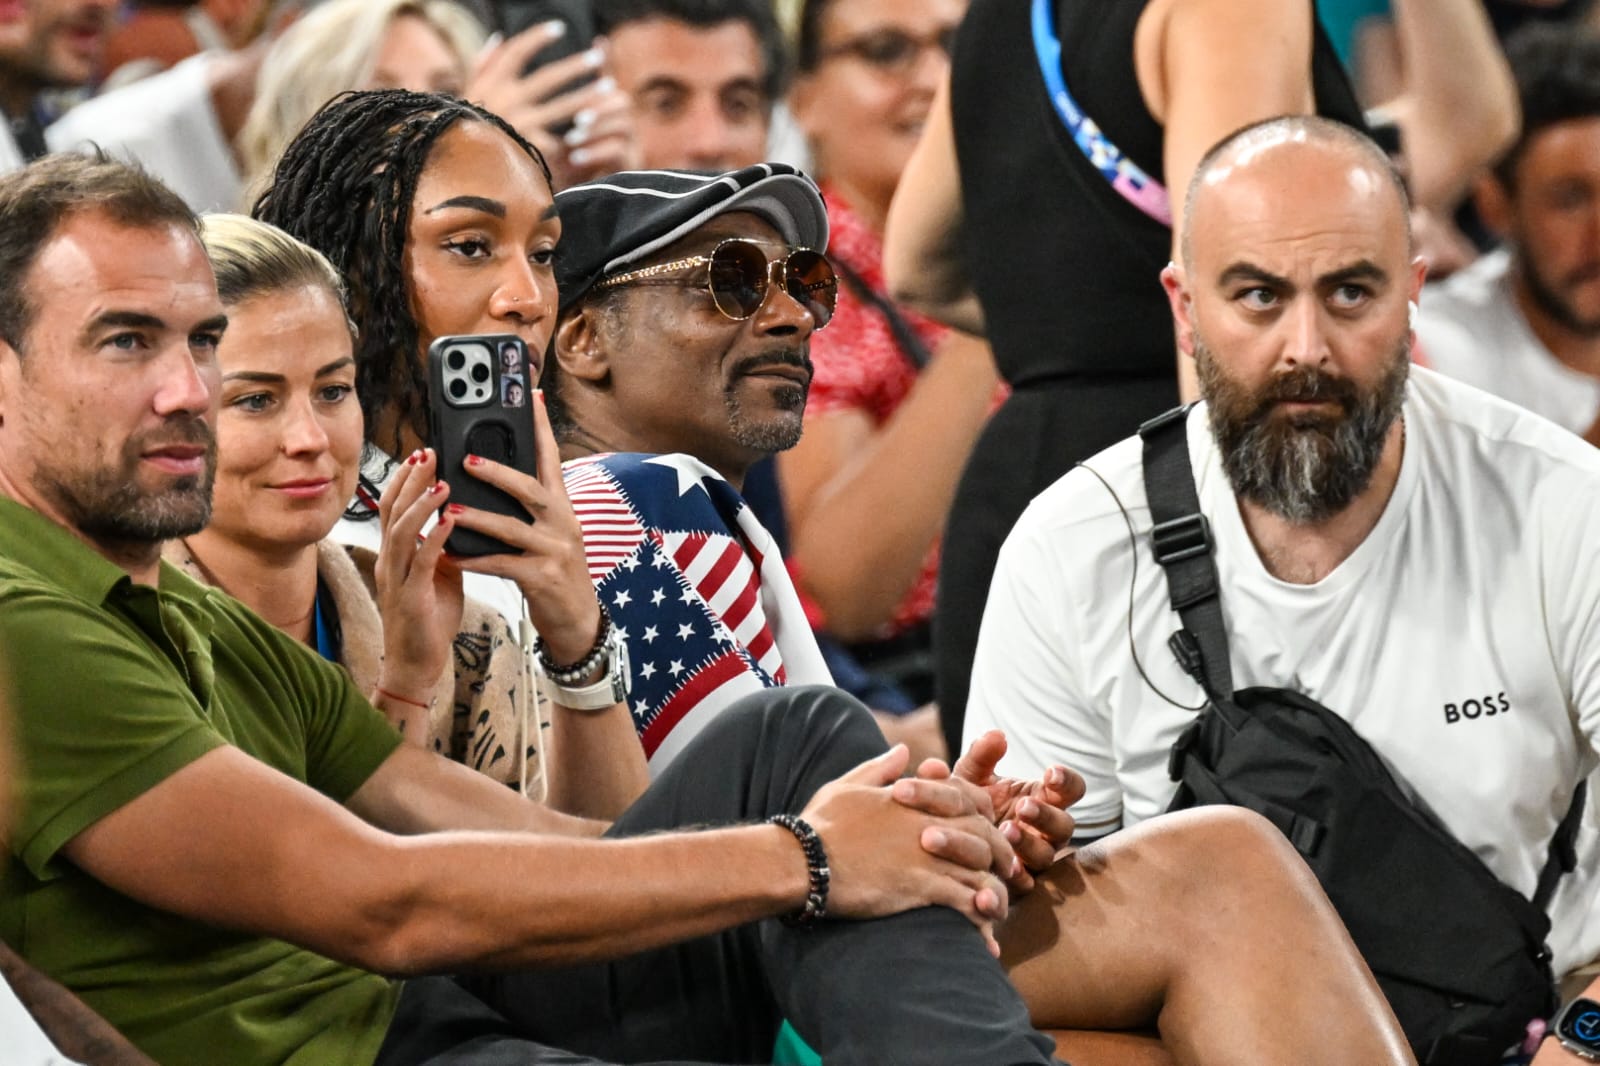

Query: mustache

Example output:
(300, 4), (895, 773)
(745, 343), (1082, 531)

(1256, 366), (1361, 410)
(730, 347), (813, 378)
(131, 418), (215, 453)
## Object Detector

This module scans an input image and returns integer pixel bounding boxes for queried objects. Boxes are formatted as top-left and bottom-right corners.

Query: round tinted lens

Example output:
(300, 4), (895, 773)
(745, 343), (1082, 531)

(707, 240), (769, 319)
(786, 250), (837, 328)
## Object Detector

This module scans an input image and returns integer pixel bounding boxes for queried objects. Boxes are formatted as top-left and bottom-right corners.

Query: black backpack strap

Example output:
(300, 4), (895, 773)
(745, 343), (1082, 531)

(1534, 780), (1587, 913)
(1139, 405), (1234, 702)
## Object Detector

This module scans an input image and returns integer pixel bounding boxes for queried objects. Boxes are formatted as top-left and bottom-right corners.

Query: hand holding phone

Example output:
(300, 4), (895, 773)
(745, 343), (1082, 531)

(427, 334), (603, 662)
(466, 17), (639, 188)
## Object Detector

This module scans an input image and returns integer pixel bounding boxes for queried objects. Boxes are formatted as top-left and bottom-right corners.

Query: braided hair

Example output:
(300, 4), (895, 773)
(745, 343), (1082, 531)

(252, 89), (552, 460)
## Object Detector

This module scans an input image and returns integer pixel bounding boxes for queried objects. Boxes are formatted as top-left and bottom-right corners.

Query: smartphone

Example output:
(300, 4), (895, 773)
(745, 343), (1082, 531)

(426, 334), (539, 557)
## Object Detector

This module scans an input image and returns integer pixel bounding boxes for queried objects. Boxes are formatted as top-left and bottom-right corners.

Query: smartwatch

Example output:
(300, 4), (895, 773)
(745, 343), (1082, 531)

(1551, 997), (1600, 1062)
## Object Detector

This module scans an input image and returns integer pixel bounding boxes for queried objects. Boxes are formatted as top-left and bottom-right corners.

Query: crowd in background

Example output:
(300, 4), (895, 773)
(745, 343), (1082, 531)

(4, 0), (1600, 1063)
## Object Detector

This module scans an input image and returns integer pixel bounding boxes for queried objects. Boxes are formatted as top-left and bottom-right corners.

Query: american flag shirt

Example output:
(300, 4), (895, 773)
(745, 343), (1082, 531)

(564, 452), (832, 771)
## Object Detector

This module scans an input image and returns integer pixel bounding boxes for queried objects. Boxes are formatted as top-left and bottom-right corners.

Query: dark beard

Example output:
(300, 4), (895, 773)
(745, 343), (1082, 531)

(723, 346), (813, 453)
(39, 418), (217, 549)
(1517, 252), (1600, 339)
(1198, 338), (1409, 524)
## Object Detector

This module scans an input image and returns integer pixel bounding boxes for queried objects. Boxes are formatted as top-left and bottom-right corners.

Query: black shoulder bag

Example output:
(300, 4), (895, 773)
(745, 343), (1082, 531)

(1138, 405), (1584, 1066)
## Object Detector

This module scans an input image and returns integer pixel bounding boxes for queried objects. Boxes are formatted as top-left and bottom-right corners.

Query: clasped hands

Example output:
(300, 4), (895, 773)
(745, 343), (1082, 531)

(803, 729), (1082, 957)
(905, 729), (1083, 900)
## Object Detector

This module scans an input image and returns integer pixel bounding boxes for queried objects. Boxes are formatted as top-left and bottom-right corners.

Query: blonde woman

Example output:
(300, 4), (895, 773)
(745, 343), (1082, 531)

(170, 213), (549, 794)
(239, 0), (637, 201)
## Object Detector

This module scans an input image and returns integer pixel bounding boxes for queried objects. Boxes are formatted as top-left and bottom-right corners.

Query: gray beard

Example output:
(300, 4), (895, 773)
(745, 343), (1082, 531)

(723, 347), (812, 453)
(1197, 338), (1410, 524)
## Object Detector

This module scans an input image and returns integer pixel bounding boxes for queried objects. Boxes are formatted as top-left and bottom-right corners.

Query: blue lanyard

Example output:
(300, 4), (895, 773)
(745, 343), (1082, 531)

(1029, 0), (1172, 226)
(312, 588), (338, 663)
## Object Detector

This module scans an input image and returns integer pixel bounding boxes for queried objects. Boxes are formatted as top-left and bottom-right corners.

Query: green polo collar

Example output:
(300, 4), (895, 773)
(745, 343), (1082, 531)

(0, 495), (209, 610)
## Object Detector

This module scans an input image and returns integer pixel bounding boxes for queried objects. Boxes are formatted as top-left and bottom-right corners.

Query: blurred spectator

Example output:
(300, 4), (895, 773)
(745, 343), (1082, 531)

(595, 0), (784, 170)
(100, 0), (271, 89)
(44, 0), (637, 211)
(0, 0), (117, 168)
(779, 0), (993, 716)
(1416, 25), (1600, 442)
(237, 0), (485, 192)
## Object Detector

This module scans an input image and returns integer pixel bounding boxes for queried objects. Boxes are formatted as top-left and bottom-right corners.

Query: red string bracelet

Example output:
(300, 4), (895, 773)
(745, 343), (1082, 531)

(375, 687), (433, 711)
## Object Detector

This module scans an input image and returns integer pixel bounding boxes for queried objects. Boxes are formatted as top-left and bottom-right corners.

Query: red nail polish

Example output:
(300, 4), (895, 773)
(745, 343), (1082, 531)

(465, 454), (483, 467)
(406, 451), (419, 465)
(446, 503), (464, 516)
(428, 482), (445, 496)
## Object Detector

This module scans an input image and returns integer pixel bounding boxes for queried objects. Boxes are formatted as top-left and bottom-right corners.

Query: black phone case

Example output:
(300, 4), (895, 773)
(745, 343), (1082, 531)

(426, 334), (539, 558)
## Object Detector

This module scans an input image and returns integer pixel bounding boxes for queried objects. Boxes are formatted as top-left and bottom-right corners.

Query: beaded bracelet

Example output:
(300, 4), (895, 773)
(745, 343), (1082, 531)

(534, 604), (612, 685)
(768, 813), (830, 927)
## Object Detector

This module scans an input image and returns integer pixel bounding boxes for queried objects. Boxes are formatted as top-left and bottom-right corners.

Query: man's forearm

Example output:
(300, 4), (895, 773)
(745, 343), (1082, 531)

(0, 941), (156, 1066)
(349, 823), (810, 975)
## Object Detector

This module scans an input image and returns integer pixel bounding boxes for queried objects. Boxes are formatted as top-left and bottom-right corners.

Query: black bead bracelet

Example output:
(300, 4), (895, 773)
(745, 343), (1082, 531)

(769, 813), (830, 927)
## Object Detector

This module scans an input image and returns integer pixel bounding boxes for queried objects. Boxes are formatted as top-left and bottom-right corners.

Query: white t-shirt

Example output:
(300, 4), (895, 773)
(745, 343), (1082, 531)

(45, 53), (243, 214)
(967, 366), (1600, 974)
(1417, 248), (1600, 436)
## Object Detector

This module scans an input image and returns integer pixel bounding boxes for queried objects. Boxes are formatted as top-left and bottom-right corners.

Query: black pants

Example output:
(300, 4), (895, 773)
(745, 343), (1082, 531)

(374, 686), (1061, 1066)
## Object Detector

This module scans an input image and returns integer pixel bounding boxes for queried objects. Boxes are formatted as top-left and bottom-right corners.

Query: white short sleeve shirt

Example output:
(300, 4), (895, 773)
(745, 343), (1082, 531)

(967, 367), (1600, 973)
(1416, 249), (1600, 436)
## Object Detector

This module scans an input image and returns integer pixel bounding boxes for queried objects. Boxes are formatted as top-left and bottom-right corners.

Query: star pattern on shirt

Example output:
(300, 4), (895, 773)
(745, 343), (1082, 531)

(568, 452), (793, 763)
(644, 454), (711, 497)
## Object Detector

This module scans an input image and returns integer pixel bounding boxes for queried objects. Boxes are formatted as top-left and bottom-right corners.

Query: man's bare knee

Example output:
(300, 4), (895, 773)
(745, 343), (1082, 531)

(1071, 806), (1316, 910)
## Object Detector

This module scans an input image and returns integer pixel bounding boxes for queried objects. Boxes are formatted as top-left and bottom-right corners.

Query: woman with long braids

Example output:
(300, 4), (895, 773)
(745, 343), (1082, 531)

(254, 89), (649, 819)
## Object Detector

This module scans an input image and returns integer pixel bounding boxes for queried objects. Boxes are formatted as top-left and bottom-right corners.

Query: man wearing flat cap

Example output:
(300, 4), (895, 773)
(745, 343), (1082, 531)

(547, 163), (831, 476)
(541, 164), (852, 769)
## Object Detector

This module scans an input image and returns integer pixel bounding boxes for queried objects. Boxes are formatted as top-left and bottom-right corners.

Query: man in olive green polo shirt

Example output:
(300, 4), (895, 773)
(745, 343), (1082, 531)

(0, 152), (1415, 1066)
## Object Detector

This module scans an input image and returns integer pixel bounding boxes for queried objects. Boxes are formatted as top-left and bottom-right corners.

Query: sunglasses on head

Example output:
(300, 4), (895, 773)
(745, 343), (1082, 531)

(592, 238), (838, 328)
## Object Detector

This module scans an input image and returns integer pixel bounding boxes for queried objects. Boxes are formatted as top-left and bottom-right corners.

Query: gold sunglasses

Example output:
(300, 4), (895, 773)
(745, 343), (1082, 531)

(593, 238), (838, 328)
